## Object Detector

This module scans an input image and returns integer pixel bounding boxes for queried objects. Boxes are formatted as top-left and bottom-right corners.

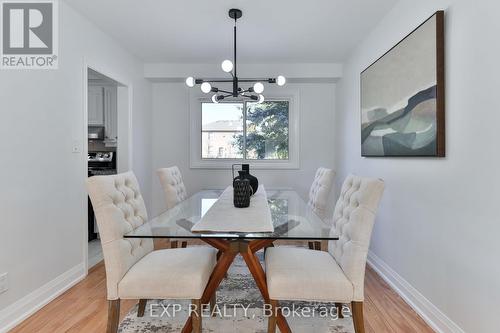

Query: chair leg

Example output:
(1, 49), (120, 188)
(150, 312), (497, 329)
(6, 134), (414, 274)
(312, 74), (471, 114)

(192, 299), (202, 333)
(106, 299), (120, 333)
(137, 299), (147, 317)
(171, 240), (178, 248)
(335, 302), (344, 318)
(267, 299), (278, 333)
(181, 241), (188, 248)
(351, 301), (365, 333)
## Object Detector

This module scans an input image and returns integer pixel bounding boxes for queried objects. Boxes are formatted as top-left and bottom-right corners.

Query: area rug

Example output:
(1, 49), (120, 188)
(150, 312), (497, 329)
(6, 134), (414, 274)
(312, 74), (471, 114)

(119, 251), (354, 332)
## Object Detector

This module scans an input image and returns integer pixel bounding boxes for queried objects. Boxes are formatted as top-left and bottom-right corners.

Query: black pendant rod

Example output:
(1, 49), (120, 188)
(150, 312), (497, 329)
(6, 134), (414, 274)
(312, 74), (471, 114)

(233, 18), (237, 78)
(232, 16), (238, 97)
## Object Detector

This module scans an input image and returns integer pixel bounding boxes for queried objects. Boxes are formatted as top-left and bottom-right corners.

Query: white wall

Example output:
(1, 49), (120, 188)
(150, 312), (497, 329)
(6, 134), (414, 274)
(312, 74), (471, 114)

(0, 0), (152, 324)
(144, 63), (343, 81)
(334, 0), (500, 332)
(151, 82), (336, 217)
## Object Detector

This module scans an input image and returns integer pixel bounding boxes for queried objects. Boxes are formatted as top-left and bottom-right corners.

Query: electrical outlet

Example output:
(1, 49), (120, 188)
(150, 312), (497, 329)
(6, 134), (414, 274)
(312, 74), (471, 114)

(72, 140), (81, 153)
(0, 273), (8, 294)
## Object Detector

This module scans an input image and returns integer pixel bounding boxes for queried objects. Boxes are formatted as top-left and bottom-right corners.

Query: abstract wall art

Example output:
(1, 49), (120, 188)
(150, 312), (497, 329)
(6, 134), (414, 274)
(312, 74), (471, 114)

(361, 11), (445, 157)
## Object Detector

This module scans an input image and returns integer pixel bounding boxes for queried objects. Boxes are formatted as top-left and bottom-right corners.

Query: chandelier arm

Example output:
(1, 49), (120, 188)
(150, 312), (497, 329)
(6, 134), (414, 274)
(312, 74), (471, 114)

(196, 78), (276, 84)
(216, 89), (233, 95)
(240, 94), (258, 99)
(196, 79), (234, 83)
(237, 78), (277, 83)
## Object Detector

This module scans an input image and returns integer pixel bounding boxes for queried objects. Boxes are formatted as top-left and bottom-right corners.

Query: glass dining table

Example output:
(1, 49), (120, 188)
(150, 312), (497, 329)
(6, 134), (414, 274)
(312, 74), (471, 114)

(125, 189), (339, 333)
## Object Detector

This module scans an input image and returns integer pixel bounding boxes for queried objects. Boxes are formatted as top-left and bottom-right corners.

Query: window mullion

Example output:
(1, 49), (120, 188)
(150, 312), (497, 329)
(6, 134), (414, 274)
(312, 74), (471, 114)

(242, 101), (247, 161)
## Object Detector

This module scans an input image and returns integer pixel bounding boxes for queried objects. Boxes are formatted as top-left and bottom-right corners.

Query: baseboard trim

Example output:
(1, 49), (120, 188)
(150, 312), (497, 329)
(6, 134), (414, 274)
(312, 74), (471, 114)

(88, 251), (103, 269)
(0, 263), (86, 333)
(367, 251), (465, 333)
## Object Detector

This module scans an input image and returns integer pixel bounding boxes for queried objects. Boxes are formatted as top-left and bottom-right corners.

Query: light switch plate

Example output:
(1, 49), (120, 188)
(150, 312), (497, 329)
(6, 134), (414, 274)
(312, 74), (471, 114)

(0, 273), (8, 294)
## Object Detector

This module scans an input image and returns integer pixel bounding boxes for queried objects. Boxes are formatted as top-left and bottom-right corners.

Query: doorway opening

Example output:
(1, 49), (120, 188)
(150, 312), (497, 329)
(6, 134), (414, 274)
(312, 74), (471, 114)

(84, 67), (131, 272)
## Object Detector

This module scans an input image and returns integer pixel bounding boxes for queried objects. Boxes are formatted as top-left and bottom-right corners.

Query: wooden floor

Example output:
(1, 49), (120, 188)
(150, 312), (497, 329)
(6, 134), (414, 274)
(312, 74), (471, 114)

(10, 241), (434, 333)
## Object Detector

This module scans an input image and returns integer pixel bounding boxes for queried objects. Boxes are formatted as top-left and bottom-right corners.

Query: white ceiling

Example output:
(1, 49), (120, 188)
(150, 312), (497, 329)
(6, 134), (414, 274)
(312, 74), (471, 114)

(65, 0), (398, 63)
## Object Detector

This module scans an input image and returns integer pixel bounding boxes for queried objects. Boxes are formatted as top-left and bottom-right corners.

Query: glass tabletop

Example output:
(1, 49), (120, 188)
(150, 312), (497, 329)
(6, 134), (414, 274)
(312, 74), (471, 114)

(125, 189), (338, 240)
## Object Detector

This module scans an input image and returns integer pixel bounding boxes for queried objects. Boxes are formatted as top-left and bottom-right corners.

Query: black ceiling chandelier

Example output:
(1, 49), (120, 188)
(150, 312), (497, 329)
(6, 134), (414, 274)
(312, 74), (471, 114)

(185, 8), (286, 103)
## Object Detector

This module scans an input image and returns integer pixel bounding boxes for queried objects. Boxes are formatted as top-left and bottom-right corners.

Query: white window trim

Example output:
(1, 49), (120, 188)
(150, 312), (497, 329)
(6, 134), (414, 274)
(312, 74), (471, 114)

(189, 87), (300, 169)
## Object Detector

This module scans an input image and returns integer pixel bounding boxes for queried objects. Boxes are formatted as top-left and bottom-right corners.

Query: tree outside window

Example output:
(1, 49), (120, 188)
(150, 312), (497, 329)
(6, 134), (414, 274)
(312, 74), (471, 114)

(201, 101), (289, 160)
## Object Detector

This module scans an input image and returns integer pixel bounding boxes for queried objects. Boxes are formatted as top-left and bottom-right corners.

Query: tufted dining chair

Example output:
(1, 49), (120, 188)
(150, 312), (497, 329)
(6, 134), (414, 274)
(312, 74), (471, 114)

(157, 166), (188, 248)
(87, 171), (217, 333)
(307, 167), (335, 250)
(265, 175), (384, 333)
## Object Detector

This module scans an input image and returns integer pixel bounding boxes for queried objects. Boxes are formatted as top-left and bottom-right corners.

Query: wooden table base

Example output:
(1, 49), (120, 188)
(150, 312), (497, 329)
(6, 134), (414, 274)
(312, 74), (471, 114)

(181, 238), (291, 333)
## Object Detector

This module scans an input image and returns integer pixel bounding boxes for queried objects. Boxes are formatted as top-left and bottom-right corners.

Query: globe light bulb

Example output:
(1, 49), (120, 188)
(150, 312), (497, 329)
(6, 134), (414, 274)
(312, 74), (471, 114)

(258, 94), (265, 103)
(201, 82), (212, 94)
(185, 76), (195, 87)
(253, 82), (264, 94)
(221, 60), (233, 73)
(211, 94), (219, 104)
(276, 75), (286, 86)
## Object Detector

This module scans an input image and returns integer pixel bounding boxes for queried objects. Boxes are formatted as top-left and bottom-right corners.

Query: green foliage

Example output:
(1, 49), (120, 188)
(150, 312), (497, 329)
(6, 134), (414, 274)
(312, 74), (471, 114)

(234, 101), (289, 159)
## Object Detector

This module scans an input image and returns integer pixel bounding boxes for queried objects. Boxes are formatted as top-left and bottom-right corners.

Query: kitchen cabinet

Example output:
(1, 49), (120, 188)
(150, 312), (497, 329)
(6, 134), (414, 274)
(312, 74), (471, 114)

(88, 85), (117, 146)
(87, 86), (104, 125)
(103, 86), (117, 146)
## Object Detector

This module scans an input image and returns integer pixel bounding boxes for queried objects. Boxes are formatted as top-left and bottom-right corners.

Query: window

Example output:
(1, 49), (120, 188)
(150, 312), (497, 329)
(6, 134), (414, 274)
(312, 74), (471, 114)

(190, 90), (299, 169)
(246, 101), (289, 160)
(201, 103), (243, 159)
(201, 100), (290, 160)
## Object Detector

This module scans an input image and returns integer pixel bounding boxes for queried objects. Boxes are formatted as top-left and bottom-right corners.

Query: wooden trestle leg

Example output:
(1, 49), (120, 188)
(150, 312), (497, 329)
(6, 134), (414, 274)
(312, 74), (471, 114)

(242, 240), (291, 333)
(181, 238), (292, 333)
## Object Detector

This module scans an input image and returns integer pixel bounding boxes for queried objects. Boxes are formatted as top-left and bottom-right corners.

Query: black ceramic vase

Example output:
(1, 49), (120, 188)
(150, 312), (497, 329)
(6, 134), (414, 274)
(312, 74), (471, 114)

(232, 164), (258, 195)
(233, 178), (251, 208)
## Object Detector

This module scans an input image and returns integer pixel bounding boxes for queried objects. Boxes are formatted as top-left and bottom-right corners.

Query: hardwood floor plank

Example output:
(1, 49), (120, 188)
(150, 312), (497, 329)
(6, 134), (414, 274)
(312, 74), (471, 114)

(364, 296), (397, 333)
(9, 242), (434, 333)
(364, 266), (434, 333)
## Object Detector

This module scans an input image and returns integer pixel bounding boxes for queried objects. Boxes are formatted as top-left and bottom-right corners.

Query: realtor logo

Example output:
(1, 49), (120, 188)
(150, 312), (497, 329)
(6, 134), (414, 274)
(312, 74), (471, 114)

(1, 0), (58, 69)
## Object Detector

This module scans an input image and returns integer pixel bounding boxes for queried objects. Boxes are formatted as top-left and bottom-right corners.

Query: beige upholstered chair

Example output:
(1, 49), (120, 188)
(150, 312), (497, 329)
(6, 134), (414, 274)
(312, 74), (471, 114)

(307, 167), (335, 250)
(157, 166), (188, 248)
(87, 172), (216, 333)
(307, 167), (335, 219)
(266, 175), (384, 333)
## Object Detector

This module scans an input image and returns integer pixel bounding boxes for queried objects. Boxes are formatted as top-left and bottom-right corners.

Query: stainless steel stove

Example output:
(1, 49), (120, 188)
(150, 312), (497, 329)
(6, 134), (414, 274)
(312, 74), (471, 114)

(88, 152), (116, 176)
(88, 151), (116, 240)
